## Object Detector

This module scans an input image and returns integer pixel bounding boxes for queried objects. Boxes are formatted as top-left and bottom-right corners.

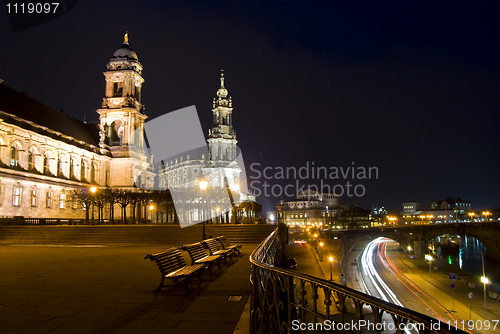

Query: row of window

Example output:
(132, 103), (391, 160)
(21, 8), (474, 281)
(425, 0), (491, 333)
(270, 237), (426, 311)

(9, 145), (106, 184)
(10, 186), (68, 209)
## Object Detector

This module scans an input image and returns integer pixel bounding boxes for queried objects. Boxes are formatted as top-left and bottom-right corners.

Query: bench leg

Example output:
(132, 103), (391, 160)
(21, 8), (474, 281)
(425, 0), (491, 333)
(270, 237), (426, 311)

(154, 275), (166, 292)
(184, 279), (191, 294)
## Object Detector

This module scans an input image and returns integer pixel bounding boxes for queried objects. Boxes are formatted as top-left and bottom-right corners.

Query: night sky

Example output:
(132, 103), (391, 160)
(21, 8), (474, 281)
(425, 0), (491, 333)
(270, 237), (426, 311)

(1, 1), (499, 213)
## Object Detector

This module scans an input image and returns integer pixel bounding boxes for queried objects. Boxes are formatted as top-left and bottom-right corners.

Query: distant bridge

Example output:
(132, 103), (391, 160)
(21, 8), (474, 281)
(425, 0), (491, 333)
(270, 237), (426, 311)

(335, 221), (500, 261)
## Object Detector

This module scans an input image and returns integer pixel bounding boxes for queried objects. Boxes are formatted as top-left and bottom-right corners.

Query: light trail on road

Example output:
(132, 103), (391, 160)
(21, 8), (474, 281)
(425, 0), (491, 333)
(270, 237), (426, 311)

(359, 237), (473, 333)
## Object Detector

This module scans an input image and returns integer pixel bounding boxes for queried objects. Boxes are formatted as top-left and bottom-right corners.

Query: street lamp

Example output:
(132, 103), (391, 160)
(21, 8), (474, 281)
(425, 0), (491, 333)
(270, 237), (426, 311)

(199, 177), (208, 240)
(468, 212), (475, 223)
(319, 242), (323, 261)
(149, 205), (154, 222)
(329, 256), (333, 280)
(90, 186), (97, 223)
(477, 249), (489, 310)
(425, 254), (433, 277)
(216, 207), (220, 223)
(482, 211), (491, 222)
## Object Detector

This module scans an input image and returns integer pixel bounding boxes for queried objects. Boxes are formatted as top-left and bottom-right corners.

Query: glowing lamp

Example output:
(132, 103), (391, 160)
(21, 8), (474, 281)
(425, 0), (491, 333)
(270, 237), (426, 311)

(199, 178), (208, 190)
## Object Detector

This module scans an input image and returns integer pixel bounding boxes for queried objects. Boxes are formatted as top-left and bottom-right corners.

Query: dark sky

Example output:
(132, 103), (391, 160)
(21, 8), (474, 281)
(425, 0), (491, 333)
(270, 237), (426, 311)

(1, 0), (500, 213)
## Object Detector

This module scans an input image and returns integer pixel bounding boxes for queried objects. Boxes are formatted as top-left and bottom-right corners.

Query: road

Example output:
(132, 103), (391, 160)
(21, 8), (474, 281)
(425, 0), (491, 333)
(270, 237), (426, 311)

(359, 237), (475, 333)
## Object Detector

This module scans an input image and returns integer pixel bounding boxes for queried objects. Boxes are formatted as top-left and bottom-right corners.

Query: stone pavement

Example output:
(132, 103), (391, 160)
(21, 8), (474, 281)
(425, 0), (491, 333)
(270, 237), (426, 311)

(0, 242), (258, 334)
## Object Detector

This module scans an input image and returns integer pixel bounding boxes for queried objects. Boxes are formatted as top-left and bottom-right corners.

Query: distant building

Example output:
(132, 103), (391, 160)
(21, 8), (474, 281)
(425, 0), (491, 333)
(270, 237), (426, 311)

(372, 202), (388, 215)
(402, 202), (422, 215)
(336, 205), (372, 228)
(431, 197), (471, 214)
(275, 188), (339, 228)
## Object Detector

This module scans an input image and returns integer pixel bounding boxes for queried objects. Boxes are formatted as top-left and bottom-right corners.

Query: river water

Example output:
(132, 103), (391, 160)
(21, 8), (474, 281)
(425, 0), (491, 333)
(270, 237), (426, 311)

(435, 234), (500, 294)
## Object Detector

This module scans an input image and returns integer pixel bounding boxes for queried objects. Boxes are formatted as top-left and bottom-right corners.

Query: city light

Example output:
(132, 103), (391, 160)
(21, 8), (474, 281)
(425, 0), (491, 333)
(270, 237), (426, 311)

(481, 276), (489, 284)
(483, 211), (491, 221)
(198, 178), (208, 190)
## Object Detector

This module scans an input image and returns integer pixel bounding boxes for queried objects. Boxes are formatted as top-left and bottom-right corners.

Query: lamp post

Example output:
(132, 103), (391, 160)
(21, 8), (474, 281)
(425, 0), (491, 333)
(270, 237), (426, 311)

(90, 186), (96, 223)
(477, 249), (488, 310)
(329, 256), (333, 280)
(319, 242), (323, 261)
(149, 205), (154, 222)
(425, 254), (433, 277)
(199, 177), (208, 240)
(468, 212), (475, 223)
(482, 211), (491, 222)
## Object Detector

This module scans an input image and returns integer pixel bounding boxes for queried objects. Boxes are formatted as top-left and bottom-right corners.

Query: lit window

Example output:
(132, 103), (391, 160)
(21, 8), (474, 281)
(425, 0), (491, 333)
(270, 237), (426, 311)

(10, 146), (19, 167)
(81, 160), (87, 181)
(28, 148), (35, 172)
(30, 189), (37, 207)
(59, 193), (65, 209)
(46, 190), (52, 208)
(12, 186), (21, 206)
(70, 158), (75, 178)
(43, 154), (50, 174)
(57, 155), (64, 177)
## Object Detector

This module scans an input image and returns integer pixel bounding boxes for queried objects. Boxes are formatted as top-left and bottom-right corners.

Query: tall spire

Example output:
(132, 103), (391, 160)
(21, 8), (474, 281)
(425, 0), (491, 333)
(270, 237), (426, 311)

(124, 31), (129, 45)
(217, 69), (228, 99)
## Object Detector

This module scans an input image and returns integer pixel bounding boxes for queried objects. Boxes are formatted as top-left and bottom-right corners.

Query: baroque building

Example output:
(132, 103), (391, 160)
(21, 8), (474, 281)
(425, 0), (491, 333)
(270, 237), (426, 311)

(0, 34), (154, 220)
(0, 34), (257, 224)
(276, 189), (339, 228)
(161, 71), (257, 224)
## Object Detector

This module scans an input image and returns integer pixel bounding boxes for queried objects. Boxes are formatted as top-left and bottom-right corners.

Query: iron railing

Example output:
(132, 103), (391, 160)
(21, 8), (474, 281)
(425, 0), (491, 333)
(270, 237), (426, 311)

(250, 224), (469, 334)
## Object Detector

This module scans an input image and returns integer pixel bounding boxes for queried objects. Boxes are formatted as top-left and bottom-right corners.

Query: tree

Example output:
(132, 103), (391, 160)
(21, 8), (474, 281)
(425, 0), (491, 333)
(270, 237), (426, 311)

(115, 190), (133, 224)
(68, 189), (92, 224)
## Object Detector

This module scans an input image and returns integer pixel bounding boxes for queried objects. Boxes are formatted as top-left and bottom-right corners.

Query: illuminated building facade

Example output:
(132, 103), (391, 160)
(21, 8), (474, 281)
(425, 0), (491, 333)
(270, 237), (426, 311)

(276, 189), (339, 228)
(0, 35), (154, 220)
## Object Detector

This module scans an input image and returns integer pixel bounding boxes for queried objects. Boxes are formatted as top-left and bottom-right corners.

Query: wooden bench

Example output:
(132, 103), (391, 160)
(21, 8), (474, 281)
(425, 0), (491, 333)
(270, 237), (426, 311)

(181, 242), (223, 272)
(202, 238), (235, 261)
(216, 236), (241, 255)
(144, 247), (206, 293)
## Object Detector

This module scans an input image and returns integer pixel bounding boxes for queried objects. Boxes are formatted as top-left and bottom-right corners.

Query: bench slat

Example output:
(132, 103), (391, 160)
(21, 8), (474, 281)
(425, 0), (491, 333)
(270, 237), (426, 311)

(145, 247), (206, 293)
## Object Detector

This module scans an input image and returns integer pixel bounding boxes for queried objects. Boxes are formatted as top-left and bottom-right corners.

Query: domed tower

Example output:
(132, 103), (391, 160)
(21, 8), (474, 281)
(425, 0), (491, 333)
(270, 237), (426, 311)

(204, 70), (240, 189)
(96, 33), (153, 188)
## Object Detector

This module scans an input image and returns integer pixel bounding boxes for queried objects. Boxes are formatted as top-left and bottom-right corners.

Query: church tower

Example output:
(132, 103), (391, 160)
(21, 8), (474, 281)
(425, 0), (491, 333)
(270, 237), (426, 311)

(204, 70), (240, 188)
(96, 33), (153, 188)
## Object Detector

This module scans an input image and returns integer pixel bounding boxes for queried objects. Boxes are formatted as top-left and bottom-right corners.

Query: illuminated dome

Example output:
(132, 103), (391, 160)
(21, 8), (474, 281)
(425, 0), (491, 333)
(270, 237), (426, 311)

(112, 32), (138, 60)
(113, 44), (138, 60)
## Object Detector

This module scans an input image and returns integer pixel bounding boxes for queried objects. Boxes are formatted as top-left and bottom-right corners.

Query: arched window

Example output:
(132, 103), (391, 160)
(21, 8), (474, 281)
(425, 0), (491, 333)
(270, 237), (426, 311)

(28, 148), (35, 172)
(108, 120), (123, 146)
(69, 158), (76, 178)
(57, 155), (64, 177)
(43, 153), (50, 174)
(81, 159), (88, 181)
(91, 163), (97, 184)
(10, 145), (19, 167)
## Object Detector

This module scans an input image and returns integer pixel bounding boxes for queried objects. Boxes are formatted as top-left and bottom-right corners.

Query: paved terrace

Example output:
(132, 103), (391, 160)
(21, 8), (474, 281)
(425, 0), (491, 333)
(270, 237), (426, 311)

(0, 225), (273, 334)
